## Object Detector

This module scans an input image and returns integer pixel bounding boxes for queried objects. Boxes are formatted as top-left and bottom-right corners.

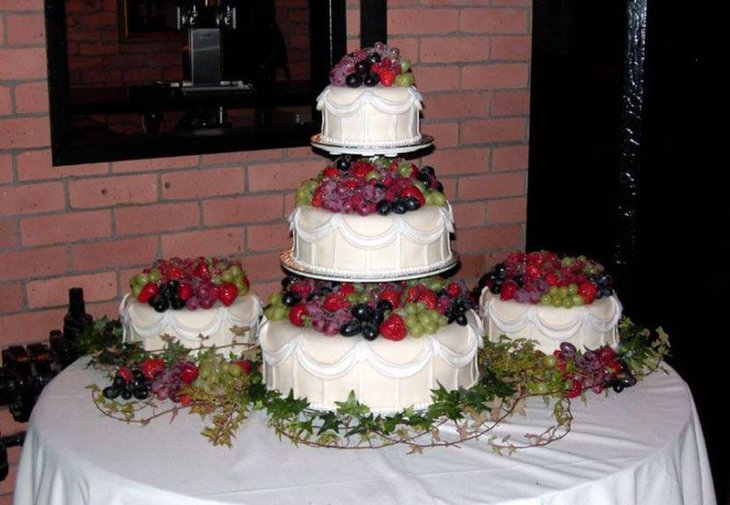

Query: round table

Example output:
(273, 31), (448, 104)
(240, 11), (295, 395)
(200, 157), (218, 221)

(13, 359), (716, 505)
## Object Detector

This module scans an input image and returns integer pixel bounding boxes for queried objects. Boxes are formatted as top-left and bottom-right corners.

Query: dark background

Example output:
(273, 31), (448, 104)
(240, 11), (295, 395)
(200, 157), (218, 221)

(528, 0), (729, 500)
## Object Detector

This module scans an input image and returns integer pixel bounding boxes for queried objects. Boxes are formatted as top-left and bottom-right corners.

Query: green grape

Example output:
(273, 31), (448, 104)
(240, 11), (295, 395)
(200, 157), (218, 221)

(211, 275), (222, 285)
(422, 320), (438, 334)
(558, 286), (569, 299)
(405, 303), (419, 315)
(148, 269), (162, 282)
(562, 297), (574, 309)
(405, 314), (419, 329)
(418, 310), (437, 326)
(540, 294), (552, 305)
(132, 273), (149, 287)
(269, 293), (283, 305)
(567, 283), (578, 295)
(228, 264), (242, 278)
(430, 191), (447, 206)
(365, 171), (380, 181)
(551, 297), (563, 308)
(548, 286), (559, 296)
(572, 294), (584, 306)
(132, 284), (143, 298)
(410, 323), (425, 338)
(438, 315), (448, 327)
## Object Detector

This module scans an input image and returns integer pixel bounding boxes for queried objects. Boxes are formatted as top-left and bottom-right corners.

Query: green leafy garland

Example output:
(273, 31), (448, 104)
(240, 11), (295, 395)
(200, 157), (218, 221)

(84, 317), (669, 452)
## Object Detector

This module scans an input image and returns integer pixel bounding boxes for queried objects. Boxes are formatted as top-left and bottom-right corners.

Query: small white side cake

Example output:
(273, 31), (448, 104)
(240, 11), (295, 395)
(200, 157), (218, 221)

(316, 84), (423, 147)
(259, 310), (483, 413)
(121, 293), (262, 353)
(287, 204), (455, 279)
(480, 288), (622, 354)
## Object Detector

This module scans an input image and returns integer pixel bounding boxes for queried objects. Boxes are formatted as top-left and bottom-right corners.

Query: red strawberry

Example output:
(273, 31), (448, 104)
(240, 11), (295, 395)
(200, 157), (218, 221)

(350, 161), (373, 179)
(323, 166), (340, 178)
(179, 395), (191, 407)
(311, 187), (324, 207)
(577, 282), (598, 304)
(193, 259), (211, 280)
(446, 281), (461, 298)
(323, 293), (350, 312)
(116, 366), (134, 383)
(399, 185), (425, 206)
(544, 272), (560, 286)
(378, 288), (402, 309)
(137, 282), (159, 303)
(379, 68), (396, 86)
(166, 266), (185, 280)
(597, 346), (617, 362)
(416, 290), (437, 310)
(140, 358), (165, 380)
(525, 264), (541, 280)
(405, 285), (422, 303)
(232, 359), (254, 375)
(290, 279), (314, 298)
(379, 313), (407, 341)
(371, 62), (383, 74)
(178, 361), (199, 385)
(566, 379), (583, 399)
(341, 178), (359, 190)
(500, 280), (519, 301)
(177, 282), (193, 301)
(339, 283), (355, 296)
(218, 282), (238, 306)
(288, 304), (307, 326)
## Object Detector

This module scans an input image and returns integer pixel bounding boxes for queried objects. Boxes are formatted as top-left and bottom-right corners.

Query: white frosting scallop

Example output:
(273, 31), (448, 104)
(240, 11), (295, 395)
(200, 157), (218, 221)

(479, 288), (622, 354)
(288, 205), (455, 279)
(259, 310), (483, 413)
(317, 85), (422, 147)
(121, 293), (262, 354)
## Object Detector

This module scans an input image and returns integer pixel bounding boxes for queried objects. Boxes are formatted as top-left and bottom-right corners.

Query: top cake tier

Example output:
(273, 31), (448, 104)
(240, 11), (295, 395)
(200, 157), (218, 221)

(313, 42), (430, 156)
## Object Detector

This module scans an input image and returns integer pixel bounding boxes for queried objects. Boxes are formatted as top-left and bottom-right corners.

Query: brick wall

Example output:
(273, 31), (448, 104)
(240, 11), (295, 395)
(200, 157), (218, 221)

(0, 0), (531, 500)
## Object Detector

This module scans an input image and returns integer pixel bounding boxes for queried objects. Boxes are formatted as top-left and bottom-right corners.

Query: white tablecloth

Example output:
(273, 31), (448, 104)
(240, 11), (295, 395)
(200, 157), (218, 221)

(14, 359), (716, 505)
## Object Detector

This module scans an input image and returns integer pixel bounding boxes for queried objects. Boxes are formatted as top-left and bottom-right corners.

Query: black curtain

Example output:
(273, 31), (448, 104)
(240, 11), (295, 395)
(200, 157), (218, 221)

(528, 0), (729, 499)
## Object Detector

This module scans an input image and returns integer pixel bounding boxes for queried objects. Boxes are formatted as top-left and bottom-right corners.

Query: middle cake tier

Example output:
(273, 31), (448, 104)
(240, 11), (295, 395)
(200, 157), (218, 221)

(283, 156), (457, 281)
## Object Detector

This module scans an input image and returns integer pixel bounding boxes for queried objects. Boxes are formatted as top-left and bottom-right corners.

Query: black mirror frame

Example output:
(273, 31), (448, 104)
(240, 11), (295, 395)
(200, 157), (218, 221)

(44, 0), (348, 166)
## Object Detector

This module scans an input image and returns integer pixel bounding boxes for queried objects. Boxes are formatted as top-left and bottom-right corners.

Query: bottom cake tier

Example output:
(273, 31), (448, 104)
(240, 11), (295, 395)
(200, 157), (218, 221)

(259, 310), (483, 414)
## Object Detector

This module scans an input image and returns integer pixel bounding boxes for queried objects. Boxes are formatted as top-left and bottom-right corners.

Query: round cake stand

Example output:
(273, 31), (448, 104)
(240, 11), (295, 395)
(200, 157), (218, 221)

(310, 134), (434, 157)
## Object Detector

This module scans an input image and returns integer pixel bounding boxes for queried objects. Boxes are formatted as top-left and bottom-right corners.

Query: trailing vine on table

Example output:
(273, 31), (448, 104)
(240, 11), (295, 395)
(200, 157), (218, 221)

(84, 317), (669, 452)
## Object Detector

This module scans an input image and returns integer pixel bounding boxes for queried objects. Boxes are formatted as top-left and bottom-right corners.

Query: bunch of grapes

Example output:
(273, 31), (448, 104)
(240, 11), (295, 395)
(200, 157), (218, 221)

(329, 42), (414, 88)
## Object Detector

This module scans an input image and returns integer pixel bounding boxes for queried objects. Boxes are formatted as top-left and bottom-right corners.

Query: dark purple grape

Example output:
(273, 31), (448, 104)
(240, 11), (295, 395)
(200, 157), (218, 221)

(421, 165), (435, 176)
(455, 314), (468, 326)
(404, 197), (420, 211)
(354, 60), (371, 75)
(282, 291), (302, 307)
(376, 299), (393, 312)
(392, 201), (407, 214)
(432, 181), (444, 193)
(559, 342), (577, 355)
(133, 388), (150, 400)
(366, 52), (381, 64)
(376, 200), (392, 215)
(112, 376), (126, 388)
(170, 296), (186, 310)
(416, 172), (432, 187)
(363, 73), (379, 87)
(121, 389), (133, 400)
(361, 324), (379, 340)
(345, 73), (362, 88)
(103, 386), (121, 400)
(281, 275), (297, 288)
(340, 319), (362, 337)
(351, 304), (373, 321)
(335, 156), (352, 171)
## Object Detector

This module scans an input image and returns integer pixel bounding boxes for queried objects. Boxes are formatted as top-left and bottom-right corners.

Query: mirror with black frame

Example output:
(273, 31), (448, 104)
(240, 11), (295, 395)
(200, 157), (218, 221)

(44, 0), (351, 166)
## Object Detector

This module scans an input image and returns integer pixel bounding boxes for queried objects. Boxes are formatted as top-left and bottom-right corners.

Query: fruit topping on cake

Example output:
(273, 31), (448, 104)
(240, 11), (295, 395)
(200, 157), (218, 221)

(295, 156), (446, 216)
(479, 251), (615, 307)
(264, 275), (474, 340)
(128, 257), (250, 312)
(329, 41), (414, 88)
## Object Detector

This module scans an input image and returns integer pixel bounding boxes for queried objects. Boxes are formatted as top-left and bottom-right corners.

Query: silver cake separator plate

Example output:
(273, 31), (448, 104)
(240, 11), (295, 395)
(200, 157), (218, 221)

(310, 134), (434, 157)
(280, 249), (460, 283)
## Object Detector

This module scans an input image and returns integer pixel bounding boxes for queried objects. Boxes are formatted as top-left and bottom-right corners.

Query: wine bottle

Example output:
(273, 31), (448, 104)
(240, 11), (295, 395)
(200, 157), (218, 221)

(62, 287), (93, 341)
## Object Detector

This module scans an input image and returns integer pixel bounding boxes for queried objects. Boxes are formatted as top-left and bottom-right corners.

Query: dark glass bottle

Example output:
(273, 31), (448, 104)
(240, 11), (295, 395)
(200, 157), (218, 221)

(62, 287), (93, 341)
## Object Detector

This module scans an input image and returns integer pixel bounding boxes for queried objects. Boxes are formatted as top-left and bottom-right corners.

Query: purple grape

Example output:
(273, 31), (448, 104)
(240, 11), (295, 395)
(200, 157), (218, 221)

(186, 297), (199, 310)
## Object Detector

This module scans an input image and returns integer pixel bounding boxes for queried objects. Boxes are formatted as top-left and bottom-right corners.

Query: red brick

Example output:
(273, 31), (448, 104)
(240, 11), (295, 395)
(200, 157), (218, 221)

(7, 445), (22, 465)
(201, 149), (283, 166)
(161, 228), (245, 258)
(460, 118), (527, 144)
(0, 116), (50, 148)
(0, 308), (66, 346)
(0, 153), (12, 184)
(487, 196), (527, 224)
(0, 48), (46, 79)
(460, 8), (528, 34)
(420, 0), (489, 5)
(0, 0), (43, 10)
(439, 176), (458, 201)
(203, 194), (284, 226)
(491, 0), (531, 5)
(72, 237), (158, 271)
(0, 282), (23, 313)
(115, 202), (199, 236)
(421, 123), (459, 148)
(420, 147), (490, 176)
(491, 35), (532, 61)
(162, 167), (244, 199)
(69, 174), (158, 208)
(86, 299), (121, 320)
(20, 209), (112, 246)
(251, 280), (281, 303)
(389, 9), (459, 35)
(16, 149), (109, 181)
(458, 172), (526, 201)
(68, 54), (104, 71)
(0, 408), (28, 437)
(0, 221), (18, 249)
(455, 224), (523, 253)
(0, 86), (11, 116)
(6, 14), (45, 45)
(458, 253), (489, 283)
(452, 201), (487, 228)
(492, 144), (529, 171)
(14, 81), (49, 113)
(346, 11), (360, 43)
(0, 246), (67, 281)
(415, 65), (460, 92)
(426, 93), (489, 120)
(285, 146), (321, 160)
(26, 272), (117, 309)
(0, 182), (64, 216)
(0, 465), (17, 495)
(242, 251), (285, 283)
(461, 63), (529, 89)
(420, 37), (489, 63)
(112, 156), (200, 173)
(247, 223), (290, 252)
(491, 90), (530, 116)
(248, 160), (321, 192)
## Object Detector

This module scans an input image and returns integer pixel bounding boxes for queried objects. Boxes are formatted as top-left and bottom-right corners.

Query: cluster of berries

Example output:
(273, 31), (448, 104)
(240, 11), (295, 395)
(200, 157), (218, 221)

(264, 275), (474, 341)
(295, 156), (446, 216)
(129, 257), (250, 312)
(329, 42), (414, 88)
(551, 342), (637, 398)
(479, 251), (614, 307)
